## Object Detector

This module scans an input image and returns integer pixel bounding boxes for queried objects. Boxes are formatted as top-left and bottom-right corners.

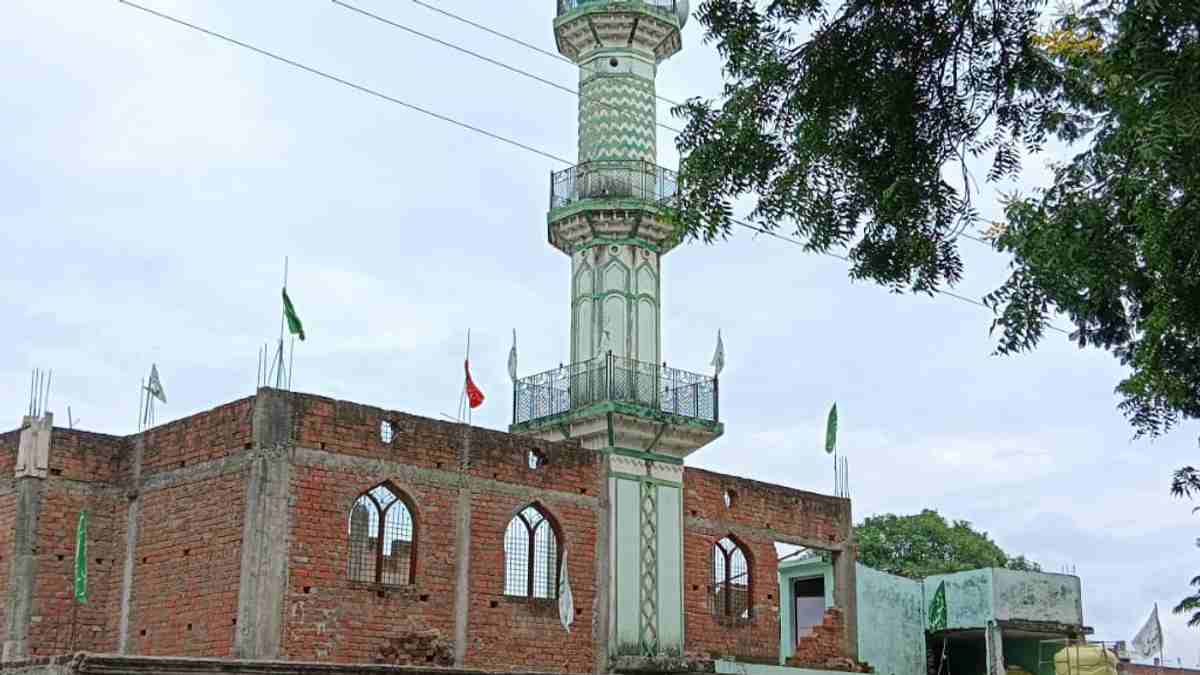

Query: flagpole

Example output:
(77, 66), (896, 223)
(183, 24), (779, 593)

(466, 330), (472, 427)
(277, 257), (289, 389)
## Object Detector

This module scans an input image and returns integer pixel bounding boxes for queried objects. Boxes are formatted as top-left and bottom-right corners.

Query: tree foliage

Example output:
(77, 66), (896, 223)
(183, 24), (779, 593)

(1173, 467), (1200, 626)
(674, 0), (1200, 439)
(855, 510), (1039, 579)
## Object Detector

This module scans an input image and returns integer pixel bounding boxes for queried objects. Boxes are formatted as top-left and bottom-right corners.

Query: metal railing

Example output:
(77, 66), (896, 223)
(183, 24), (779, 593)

(556, 0), (679, 20)
(513, 352), (718, 425)
(550, 160), (678, 211)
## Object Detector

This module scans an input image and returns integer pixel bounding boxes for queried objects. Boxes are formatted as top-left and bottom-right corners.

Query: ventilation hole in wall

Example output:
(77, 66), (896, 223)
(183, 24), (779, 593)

(380, 420), (395, 445)
(320, 442), (326, 450)
(765, 522), (772, 529)
(527, 449), (545, 470)
(436, 462), (443, 470)
(490, 600), (499, 608)
(243, 442), (252, 450)
(303, 586), (312, 594)
(377, 590), (387, 599)
(49, 468), (62, 476)
(692, 585), (699, 591)
(427, 655), (435, 663)
(767, 594), (773, 600)
(419, 594), (429, 602)
(183, 549), (190, 557)
(179, 461), (186, 468)
(186, 623), (193, 631)
(492, 472), (499, 480)
(142, 557), (148, 564)
(609, 57), (619, 68)
(95, 558), (102, 565)
(231, 618), (237, 626)
(139, 630), (147, 637)
(575, 608), (582, 616)
(579, 488), (587, 495)
(724, 489), (736, 509)
(690, 510), (698, 517)
(56, 555), (64, 562)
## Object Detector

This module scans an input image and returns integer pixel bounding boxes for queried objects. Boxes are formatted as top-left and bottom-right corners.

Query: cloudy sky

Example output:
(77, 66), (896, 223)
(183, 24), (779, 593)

(2, 0), (1197, 663)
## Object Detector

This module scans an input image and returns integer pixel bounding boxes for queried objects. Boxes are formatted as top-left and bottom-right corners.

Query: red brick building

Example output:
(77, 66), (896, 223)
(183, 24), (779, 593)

(0, 388), (856, 673)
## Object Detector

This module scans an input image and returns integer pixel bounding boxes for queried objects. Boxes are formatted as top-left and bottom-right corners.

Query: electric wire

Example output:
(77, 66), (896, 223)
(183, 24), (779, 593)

(331, 0), (684, 135)
(117, 0), (1070, 338)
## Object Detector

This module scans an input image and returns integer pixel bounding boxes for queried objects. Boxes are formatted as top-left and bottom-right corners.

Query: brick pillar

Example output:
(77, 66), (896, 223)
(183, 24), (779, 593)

(232, 390), (293, 660)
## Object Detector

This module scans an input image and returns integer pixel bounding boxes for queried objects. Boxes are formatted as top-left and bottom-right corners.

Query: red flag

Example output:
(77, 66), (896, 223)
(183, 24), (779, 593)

(465, 359), (485, 409)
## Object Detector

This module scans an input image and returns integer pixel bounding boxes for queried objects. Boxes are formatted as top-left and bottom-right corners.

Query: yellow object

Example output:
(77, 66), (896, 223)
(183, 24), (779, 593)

(1054, 645), (1119, 675)
(1007, 665), (1033, 675)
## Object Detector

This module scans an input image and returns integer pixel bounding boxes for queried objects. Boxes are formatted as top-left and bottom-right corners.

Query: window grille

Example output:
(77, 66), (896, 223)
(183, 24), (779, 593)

(347, 482), (415, 586)
(504, 505), (560, 599)
(713, 536), (751, 620)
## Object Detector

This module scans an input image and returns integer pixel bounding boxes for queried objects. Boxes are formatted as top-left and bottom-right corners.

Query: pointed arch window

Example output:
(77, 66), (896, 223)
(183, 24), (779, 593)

(504, 504), (560, 599)
(713, 536), (751, 619)
(348, 483), (416, 586)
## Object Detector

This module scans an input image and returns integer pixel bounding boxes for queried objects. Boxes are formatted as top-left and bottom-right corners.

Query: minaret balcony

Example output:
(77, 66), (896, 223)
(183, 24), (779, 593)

(553, 1), (686, 62)
(547, 160), (680, 252)
(556, 0), (682, 21)
(511, 353), (720, 431)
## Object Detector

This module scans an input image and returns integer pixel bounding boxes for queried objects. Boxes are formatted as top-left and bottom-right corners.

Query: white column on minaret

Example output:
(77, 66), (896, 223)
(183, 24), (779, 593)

(571, 244), (660, 365)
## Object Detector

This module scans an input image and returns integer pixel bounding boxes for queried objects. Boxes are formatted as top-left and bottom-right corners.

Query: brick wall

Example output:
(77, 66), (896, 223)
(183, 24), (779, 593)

(0, 428), (19, 633)
(787, 608), (847, 669)
(682, 468), (851, 663)
(136, 398), (253, 474)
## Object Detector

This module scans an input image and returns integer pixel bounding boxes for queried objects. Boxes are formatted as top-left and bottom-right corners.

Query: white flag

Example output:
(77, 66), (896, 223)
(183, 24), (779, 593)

(710, 330), (725, 377)
(147, 364), (167, 404)
(558, 549), (574, 633)
(508, 330), (518, 382)
(1132, 604), (1163, 658)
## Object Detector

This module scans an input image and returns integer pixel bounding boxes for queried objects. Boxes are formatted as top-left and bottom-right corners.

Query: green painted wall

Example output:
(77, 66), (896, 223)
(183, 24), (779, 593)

(992, 570), (1083, 627)
(614, 476), (641, 653)
(656, 484), (683, 654)
(855, 564), (927, 675)
(924, 570), (996, 630)
(778, 557), (835, 663)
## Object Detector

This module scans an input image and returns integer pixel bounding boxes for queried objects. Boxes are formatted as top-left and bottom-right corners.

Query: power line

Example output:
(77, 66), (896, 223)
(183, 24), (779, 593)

(118, 0), (571, 165)
(331, 0), (684, 135)
(117, 1), (1069, 338)
(404, 0), (685, 109)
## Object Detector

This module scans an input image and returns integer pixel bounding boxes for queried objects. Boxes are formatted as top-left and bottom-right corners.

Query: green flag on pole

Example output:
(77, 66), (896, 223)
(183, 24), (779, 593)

(928, 581), (947, 632)
(825, 403), (838, 454)
(74, 510), (88, 604)
(282, 287), (306, 341)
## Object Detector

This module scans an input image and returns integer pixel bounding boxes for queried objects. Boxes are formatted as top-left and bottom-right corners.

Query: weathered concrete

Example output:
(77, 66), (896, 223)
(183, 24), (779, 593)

(117, 437), (144, 655)
(592, 460), (610, 674)
(992, 569), (1082, 627)
(832, 527), (858, 660)
(852, 565), (924, 675)
(233, 394), (294, 660)
(14, 417), (51, 480)
(451, 488), (471, 667)
(2, 478), (43, 662)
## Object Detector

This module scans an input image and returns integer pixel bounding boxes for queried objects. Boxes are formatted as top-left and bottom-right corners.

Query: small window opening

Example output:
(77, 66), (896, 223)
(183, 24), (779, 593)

(609, 57), (619, 68)
(724, 489), (736, 509)
(380, 420), (395, 444)
(528, 449), (544, 470)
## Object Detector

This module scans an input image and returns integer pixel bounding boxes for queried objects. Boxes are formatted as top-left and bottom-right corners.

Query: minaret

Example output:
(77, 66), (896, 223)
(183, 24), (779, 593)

(512, 0), (722, 660)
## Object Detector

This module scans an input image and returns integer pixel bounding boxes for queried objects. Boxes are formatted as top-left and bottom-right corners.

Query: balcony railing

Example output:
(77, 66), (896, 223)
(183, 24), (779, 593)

(550, 160), (679, 211)
(556, 0), (680, 20)
(513, 353), (718, 426)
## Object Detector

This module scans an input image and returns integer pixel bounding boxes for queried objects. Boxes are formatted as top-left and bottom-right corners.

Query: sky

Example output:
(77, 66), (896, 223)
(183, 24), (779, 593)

(2, 0), (1197, 664)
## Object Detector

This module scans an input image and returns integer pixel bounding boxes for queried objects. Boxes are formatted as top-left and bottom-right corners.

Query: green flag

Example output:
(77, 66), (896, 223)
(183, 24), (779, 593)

(928, 581), (947, 632)
(282, 287), (306, 341)
(74, 510), (88, 604)
(824, 403), (838, 454)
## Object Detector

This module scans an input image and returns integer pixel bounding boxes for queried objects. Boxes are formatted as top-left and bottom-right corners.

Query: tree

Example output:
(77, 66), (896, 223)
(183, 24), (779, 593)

(673, 0), (1200, 441)
(1171, 468), (1200, 626)
(855, 510), (1039, 579)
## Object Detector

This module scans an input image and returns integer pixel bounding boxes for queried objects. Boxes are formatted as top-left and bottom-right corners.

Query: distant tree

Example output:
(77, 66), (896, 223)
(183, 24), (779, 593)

(1171, 468), (1200, 626)
(855, 510), (1040, 579)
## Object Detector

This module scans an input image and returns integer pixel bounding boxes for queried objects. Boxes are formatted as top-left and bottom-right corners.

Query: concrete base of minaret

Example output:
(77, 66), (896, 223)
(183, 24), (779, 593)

(511, 402), (723, 462)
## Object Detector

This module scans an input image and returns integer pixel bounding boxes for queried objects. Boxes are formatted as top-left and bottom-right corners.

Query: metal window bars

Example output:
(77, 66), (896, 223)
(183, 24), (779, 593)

(550, 160), (679, 211)
(346, 483), (415, 586)
(556, 0), (679, 20)
(513, 352), (718, 426)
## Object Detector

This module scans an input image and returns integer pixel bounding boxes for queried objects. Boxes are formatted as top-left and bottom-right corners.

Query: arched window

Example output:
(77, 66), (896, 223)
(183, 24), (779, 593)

(504, 504), (560, 599)
(713, 536), (750, 619)
(347, 483), (416, 586)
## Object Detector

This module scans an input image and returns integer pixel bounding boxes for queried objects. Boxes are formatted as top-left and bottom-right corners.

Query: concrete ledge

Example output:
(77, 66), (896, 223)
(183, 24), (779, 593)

(0, 654), (573, 675)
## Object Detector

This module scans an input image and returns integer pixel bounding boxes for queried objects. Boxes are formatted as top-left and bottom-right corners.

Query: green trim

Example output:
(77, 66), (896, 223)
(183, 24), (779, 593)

(609, 471), (681, 488)
(553, 3), (681, 32)
(572, 237), (663, 254)
(610, 446), (683, 465)
(580, 47), (659, 65)
(510, 400), (724, 437)
(548, 199), (676, 225)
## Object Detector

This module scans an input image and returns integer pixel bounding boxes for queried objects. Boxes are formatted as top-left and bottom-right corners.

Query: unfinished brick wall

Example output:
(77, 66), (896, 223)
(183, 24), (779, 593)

(787, 608), (849, 669)
(682, 468), (852, 664)
(0, 429), (18, 633)
(137, 398), (253, 474)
